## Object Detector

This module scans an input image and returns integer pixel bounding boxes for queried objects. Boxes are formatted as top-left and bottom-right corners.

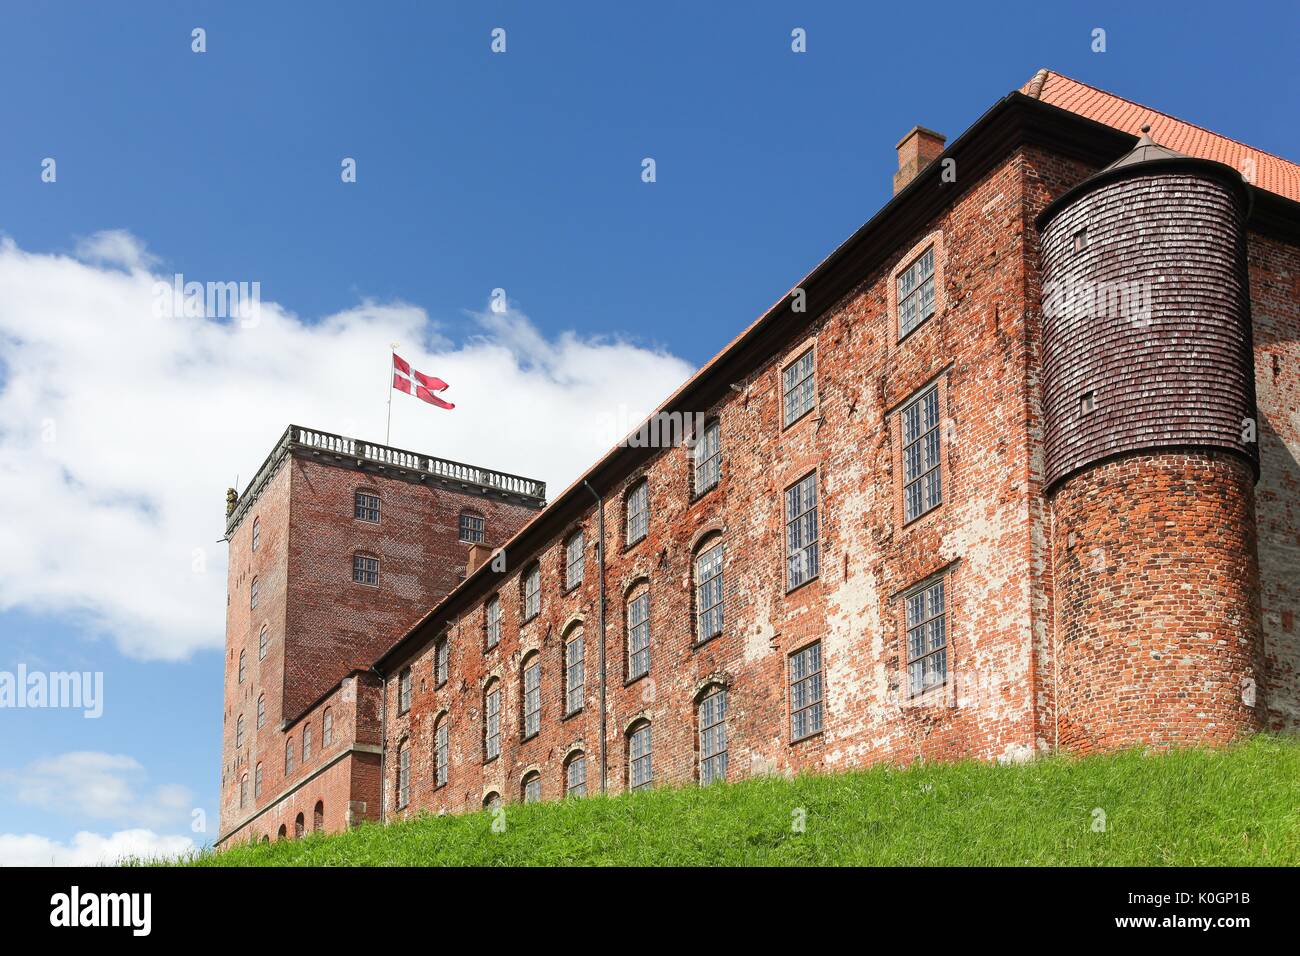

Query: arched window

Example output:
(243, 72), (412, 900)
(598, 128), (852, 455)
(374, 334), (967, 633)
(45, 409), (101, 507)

(284, 738), (295, 775)
(354, 489), (380, 523)
(565, 752), (587, 798)
(521, 771), (541, 804)
(235, 713), (245, 749)
(302, 722), (312, 762)
(693, 419), (722, 495)
(313, 800), (324, 832)
(564, 627), (584, 715)
(294, 813), (305, 839)
(483, 681), (501, 761)
(564, 530), (585, 590)
(459, 510), (485, 543)
(277, 824), (287, 840)
(261, 835), (269, 844)
(239, 773), (248, 808)
(698, 686), (728, 784)
(625, 480), (649, 545)
(352, 552), (379, 586)
(258, 624), (269, 660)
(485, 594), (502, 649)
(626, 582), (650, 680)
(694, 537), (724, 643)
(483, 791), (502, 811)
(434, 635), (449, 687)
(322, 706), (333, 746)
(521, 654), (541, 738)
(250, 576), (259, 610)
(433, 714), (449, 788)
(237, 649), (246, 683)
(522, 563), (541, 621)
(256, 693), (266, 729)
(251, 517), (260, 552)
(627, 721), (652, 791)
(397, 666), (412, 715)
(254, 762), (263, 799)
(396, 738), (411, 810)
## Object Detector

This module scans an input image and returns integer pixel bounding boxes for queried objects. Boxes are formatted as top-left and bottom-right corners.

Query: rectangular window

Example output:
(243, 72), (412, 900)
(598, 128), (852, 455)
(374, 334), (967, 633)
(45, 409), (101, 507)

(693, 419), (722, 494)
(699, 689), (728, 785)
(902, 385), (942, 523)
(785, 472), (819, 589)
(354, 492), (380, 523)
(782, 350), (816, 427)
(523, 565), (540, 620)
(695, 542), (724, 642)
(434, 721), (449, 788)
(459, 512), (485, 543)
(789, 642), (824, 741)
(629, 724), (652, 791)
(485, 687), (501, 760)
(486, 595), (501, 648)
(1073, 228), (1088, 253)
(398, 667), (411, 714)
(897, 245), (936, 338)
(627, 592), (650, 679)
(435, 637), (449, 687)
(565, 532), (585, 590)
(626, 482), (649, 545)
(353, 554), (379, 586)
(906, 577), (948, 697)
(397, 745), (410, 809)
(523, 662), (540, 738)
(566, 756), (587, 797)
(565, 633), (585, 714)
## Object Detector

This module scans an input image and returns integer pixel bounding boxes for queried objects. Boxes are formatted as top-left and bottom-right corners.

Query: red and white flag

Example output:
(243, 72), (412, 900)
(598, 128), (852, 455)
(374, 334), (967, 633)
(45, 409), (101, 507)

(392, 353), (455, 410)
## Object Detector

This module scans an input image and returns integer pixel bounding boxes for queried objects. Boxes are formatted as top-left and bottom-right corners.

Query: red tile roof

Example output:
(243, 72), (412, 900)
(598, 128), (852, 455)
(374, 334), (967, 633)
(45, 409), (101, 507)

(1022, 69), (1300, 204)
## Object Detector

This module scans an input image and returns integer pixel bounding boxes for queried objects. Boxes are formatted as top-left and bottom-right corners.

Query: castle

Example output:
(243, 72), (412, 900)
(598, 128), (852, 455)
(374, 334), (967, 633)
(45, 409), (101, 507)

(216, 70), (1300, 847)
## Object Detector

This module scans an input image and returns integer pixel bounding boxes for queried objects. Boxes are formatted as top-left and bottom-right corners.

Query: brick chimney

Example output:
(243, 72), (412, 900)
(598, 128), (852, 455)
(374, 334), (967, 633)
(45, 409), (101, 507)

(466, 543), (493, 576)
(893, 126), (946, 195)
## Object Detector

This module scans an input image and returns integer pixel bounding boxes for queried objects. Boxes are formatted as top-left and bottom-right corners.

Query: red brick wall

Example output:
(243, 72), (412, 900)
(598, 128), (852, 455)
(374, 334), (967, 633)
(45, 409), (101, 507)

(1049, 451), (1264, 752)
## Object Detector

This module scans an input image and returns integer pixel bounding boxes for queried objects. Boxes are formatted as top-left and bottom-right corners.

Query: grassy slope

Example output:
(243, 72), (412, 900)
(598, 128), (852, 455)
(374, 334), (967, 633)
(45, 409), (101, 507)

(185, 737), (1300, 866)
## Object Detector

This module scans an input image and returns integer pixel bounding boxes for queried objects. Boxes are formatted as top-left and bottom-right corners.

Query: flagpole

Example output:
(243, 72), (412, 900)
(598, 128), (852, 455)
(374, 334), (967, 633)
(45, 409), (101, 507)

(386, 343), (398, 445)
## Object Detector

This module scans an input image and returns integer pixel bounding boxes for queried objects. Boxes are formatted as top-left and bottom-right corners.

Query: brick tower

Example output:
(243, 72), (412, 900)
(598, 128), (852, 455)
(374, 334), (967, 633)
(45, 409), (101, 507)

(217, 426), (545, 845)
(1038, 131), (1266, 751)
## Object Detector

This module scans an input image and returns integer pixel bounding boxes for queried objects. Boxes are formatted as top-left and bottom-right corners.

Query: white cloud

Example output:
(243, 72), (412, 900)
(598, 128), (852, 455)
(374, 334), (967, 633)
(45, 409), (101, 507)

(0, 231), (695, 660)
(0, 829), (194, 867)
(4, 751), (194, 829)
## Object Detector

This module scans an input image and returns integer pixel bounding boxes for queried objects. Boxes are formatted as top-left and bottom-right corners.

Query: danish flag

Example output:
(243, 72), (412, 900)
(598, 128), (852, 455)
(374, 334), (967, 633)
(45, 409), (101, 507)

(392, 353), (455, 410)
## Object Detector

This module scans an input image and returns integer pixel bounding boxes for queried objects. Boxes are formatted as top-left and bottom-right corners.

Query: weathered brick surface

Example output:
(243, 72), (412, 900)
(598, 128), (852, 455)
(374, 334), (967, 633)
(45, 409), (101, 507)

(1049, 451), (1264, 751)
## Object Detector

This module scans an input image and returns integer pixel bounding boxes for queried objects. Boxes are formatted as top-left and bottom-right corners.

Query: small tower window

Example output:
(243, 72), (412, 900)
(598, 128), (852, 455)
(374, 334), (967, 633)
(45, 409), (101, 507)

(1073, 228), (1088, 253)
(1080, 390), (1096, 415)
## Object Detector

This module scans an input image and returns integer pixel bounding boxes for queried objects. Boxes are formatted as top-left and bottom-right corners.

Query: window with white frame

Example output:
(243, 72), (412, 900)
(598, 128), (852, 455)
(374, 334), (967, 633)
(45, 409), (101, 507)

(789, 642), (824, 741)
(238, 649), (246, 683)
(353, 553), (379, 586)
(396, 739), (410, 809)
(258, 624), (269, 660)
(484, 684), (501, 760)
(628, 722), (652, 791)
(698, 687), (728, 784)
(485, 595), (502, 648)
(627, 589), (650, 680)
(435, 636), (449, 687)
(906, 576), (948, 697)
(398, 667), (412, 715)
(251, 517), (260, 552)
(565, 630), (585, 714)
(522, 772), (541, 804)
(566, 752), (587, 797)
(694, 540), (724, 642)
(459, 511), (484, 543)
(434, 716), (449, 788)
(897, 245), (936, 338)
(354, 491), (380, 523)
(782, 349), (816, 427)
(522, 564), (540, 621)
(785, 472), (820, 589)
(256, 693), (266, 729)
(626, 481), (649, 545)
(235, 713), (245, 749)
(565, 531), (584, 590)
(522, 657), (541, 737)
(693, 419), (721, 494)
(250, 576), (259, 609)
(902, 385), (942, 523)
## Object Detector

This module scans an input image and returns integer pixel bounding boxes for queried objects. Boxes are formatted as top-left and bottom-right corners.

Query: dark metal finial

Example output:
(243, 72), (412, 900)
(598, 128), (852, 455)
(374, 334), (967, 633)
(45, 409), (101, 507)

(1140, 124), (1151, 134)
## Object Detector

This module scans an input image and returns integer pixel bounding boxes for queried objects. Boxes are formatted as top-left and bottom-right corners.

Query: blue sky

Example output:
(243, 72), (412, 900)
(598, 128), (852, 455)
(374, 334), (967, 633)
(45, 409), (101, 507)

(1, 1), (1297, 861)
